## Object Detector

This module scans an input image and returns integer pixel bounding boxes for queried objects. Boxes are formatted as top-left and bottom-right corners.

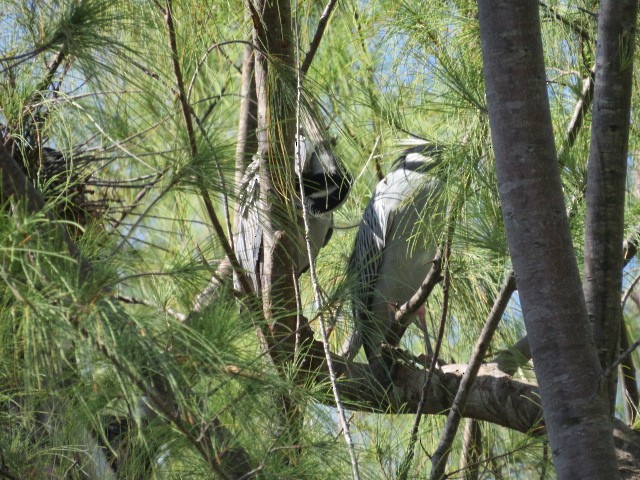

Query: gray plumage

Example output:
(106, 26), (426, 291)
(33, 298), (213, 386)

(343, 144), (445, 363)
(234, 131), (352, 293)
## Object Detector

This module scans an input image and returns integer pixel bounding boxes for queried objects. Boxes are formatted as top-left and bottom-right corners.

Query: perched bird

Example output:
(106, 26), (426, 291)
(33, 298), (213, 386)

(234, 130), (352, 293)
(343, 143), (445, 379)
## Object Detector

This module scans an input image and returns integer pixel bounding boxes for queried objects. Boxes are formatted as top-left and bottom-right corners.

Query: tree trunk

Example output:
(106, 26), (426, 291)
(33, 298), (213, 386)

(250, 0), (299, 351)
(477, 2), (618, 478)
(249, 0), (305, 461)
(583, 0), (639, 407)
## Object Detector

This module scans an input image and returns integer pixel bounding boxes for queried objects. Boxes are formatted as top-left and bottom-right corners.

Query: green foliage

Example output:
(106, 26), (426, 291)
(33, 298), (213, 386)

(0, 0), (637, 478)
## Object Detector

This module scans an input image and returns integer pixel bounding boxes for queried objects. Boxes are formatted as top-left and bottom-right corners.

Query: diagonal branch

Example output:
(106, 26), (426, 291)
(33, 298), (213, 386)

(393, 253), (443, 326)
(560, 66), (595, 156)
(300, 0), (339, 75)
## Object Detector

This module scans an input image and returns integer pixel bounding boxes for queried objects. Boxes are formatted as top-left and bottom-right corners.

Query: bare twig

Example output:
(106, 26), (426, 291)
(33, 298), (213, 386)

(110, 168), (169, 230)
(28, 47), (67, 106)
(115, 294), (186, 322)
(352, 135), (381, 185)
(191, 112), (234, 247)
(559, 66), (595, 158)
(394, 256), (443, 326)
(604, 335), (640, 379)
(300, 0), (339, 75)
(164, 0), (197, 156)
(459, 419), (483, 480)
(0, 44), (50, 70)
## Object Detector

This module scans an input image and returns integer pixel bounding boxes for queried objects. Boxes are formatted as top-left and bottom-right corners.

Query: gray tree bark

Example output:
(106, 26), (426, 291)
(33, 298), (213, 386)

(477, 2), (619, 478)
(583, 0), (639, 407)
(248, 0), (307, 462)
(249, 0), (300, 350)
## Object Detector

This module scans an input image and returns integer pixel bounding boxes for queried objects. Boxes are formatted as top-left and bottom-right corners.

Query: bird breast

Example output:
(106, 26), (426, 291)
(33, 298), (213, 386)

(370, 169), (443, 310)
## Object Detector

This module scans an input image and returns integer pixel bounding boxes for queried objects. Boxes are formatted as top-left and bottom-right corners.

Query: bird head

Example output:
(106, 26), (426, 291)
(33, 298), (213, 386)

(393, 140), (443, 173)
(294, 130), (352, 215)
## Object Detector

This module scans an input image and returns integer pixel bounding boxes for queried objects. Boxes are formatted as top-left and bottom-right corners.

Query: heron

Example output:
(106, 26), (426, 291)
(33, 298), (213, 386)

(343, 143), (445, 381)
(233, 130), (352, 293)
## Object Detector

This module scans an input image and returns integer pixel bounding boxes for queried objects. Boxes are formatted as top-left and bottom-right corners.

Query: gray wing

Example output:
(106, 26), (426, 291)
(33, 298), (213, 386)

(347, 166), (437, 359)
(234, 160), (262, 293)
(347, 169), (410, 358)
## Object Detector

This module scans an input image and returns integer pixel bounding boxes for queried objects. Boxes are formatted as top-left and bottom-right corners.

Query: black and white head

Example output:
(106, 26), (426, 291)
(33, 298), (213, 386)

(295, 130), (352, 216)
(392, 141), (443, 173)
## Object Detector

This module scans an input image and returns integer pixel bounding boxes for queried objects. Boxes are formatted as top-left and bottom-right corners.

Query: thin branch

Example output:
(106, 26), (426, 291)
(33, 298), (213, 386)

(30, 47), (67, 104)
(459, 419), (483, 480)
(191, 112), (234, 248)
(558, 66), (595, 159)
(352, 135), (381, 185)
(113, 180), (177, 252)
(115, 294), (186, 322)
(111, 168), (169, 231)
(0, 44), (50, 66)
(604, 335), (640, 378)
(539, 2), (592, 41)
(430, 273), (516, 480)
(300, 0), (339, 76)
(394, 255), (443, 325)
(164, 0), (197, 156)
(294, 14), (360, 480)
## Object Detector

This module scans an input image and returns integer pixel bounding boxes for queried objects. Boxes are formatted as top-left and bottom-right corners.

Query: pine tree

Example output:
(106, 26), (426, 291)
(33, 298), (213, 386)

(1, 1), (640, 478)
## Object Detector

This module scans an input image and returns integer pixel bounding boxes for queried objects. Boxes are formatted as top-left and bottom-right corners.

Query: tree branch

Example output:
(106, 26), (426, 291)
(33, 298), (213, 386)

(559, 66), (595, 159)
(300, 0), (339, 76)
(399, 246), (451, 480)
(583, 0), (639, 409)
